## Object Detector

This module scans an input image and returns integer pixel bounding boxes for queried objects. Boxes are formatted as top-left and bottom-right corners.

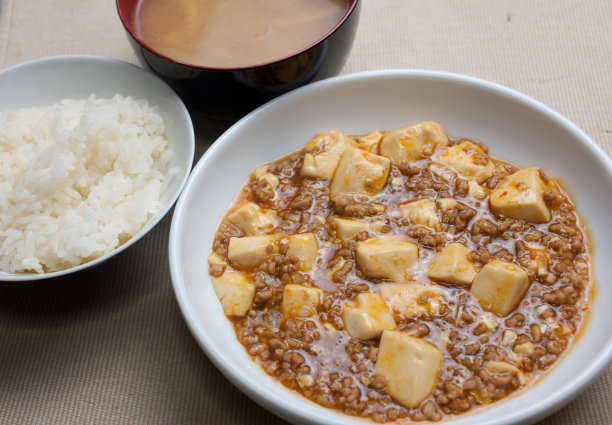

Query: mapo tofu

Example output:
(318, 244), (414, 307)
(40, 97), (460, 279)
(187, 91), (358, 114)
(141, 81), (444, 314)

(208, 122), (592, 423)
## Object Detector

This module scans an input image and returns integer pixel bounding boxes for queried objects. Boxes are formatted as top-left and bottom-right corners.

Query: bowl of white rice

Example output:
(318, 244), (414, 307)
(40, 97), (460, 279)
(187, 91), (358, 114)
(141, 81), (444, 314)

(0, 55), (194, 281)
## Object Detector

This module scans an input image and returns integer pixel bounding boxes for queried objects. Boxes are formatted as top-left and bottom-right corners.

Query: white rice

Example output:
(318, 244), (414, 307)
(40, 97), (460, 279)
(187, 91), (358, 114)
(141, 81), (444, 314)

(0, 94), (175, 274)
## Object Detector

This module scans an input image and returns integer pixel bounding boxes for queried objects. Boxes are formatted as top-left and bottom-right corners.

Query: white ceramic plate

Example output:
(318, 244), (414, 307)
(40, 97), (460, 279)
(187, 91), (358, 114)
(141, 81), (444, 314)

(0, 55), (194, 281)
(169, 70), (612, 425)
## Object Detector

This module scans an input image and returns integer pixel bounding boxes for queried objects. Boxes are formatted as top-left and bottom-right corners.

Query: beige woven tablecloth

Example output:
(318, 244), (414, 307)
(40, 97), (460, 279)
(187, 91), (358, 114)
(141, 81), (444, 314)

(1, 0), (611, 424)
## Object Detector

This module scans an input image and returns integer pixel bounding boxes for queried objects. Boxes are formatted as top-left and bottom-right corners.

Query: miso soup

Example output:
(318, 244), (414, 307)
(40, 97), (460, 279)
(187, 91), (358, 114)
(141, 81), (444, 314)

(135, 0), (349, 68)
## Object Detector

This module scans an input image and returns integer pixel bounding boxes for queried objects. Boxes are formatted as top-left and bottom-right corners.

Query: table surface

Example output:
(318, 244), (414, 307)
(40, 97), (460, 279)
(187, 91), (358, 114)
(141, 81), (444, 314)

(1, 0), (611, 424)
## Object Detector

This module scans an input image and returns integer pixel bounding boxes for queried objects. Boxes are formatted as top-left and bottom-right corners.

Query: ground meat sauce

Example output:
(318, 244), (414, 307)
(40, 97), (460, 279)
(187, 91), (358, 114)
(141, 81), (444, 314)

(208, 122), (592, 423)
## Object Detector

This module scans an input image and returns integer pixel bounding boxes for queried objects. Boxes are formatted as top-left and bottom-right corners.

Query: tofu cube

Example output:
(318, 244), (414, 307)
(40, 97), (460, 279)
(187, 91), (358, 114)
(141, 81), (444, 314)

(227, 235), (278, 269)
(379, 282), (444, 319)
(301, 130), (353, 179)
(398, 199), (440, 230)
(211, 272), (255, 316)
(436, 141), (495, 183)
(471, 259), (530, 316)
(489, 167), (551, 223)
(227, 201), (275, 236)
(330, 147), (391, 196)
(287, 233), (318, 271)
(380, 122), (448, 164)
(342, 292), (396, 339)
(427, 242), (476, 286)
(355, 237), (419, 281)
(281, 284), (322, 318)
(331, 217), (367, 242)
(355, 131), (383, 153)
(375, 330), (443, 408)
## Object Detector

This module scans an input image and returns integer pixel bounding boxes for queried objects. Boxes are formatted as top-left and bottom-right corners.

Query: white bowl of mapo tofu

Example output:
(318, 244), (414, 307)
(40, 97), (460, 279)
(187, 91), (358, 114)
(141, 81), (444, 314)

(169, 70), (612, 425)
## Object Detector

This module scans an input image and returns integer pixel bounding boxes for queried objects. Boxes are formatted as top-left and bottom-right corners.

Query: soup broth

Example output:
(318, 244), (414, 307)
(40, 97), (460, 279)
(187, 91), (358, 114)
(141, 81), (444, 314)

(135, 0), (349, 69)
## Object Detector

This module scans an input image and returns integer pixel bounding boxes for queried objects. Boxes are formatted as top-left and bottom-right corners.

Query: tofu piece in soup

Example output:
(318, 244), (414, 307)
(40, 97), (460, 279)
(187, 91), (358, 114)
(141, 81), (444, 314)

(282, 284), (322, 318)
(301, 130), (353, 179)
(375, 330), (443, 408)
(330, 217), (367, 242)
(227, 235), (278, 269)
(355, 131), (383, 153)
(427, 242), (477, 286)
(489, 167), (551, 223)
(342, 292), (396, 339)
(380, 121), (448, 163)
(227, 201), (275, 236)
(355, 237), (419, 281)
(330, 147), (390, 196)
(379, 282), (444, 320)
(287, 233), (318, 271)
(471, 259), (530, 316)
(399, 199), (440, 231)
(436, 141), (495, 183)
(211, 272), (255, 316)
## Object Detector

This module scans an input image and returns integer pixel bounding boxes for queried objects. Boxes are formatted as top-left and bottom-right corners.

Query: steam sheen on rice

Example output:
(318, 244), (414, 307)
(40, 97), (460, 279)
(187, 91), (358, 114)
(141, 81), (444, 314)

(0, 94), (174, 274)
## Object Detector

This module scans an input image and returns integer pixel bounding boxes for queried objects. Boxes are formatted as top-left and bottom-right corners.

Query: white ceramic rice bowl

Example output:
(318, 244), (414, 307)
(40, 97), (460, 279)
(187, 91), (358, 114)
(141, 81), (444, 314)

(0, 55), (194, 281)
(169, 70), (612, 425)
